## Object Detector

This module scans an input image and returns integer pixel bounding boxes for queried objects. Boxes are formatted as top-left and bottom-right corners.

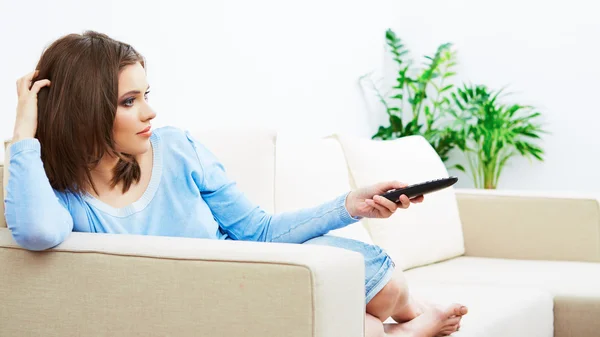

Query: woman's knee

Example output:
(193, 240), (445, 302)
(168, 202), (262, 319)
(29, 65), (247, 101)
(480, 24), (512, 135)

(390, 270), (410, 306)
(366, 275), (409, 320)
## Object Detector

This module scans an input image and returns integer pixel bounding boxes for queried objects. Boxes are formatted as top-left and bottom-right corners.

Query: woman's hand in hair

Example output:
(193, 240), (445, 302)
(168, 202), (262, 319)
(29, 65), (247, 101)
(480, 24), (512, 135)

(13, 70), (51, 141)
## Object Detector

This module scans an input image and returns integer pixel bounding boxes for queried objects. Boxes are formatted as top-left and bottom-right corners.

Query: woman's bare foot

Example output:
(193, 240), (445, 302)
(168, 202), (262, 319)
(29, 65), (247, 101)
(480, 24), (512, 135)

(384, 303), (468, 337)
(436, 322), (461, 337)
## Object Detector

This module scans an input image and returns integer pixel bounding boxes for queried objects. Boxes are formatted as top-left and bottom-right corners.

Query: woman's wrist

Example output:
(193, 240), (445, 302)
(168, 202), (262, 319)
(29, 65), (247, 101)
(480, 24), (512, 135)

(12, 126), (36, 142)
(344, 190), (360, 219)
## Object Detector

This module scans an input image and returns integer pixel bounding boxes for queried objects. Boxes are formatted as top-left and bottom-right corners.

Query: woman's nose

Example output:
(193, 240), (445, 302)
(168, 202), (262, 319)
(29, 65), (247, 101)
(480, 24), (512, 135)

(140, 103), (156, 121)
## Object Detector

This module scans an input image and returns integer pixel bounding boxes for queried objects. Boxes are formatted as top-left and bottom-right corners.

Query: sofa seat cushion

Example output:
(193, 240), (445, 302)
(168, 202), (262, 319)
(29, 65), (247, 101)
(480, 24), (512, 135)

(405, 256), (600, 337)
(385, 284), (553, 337)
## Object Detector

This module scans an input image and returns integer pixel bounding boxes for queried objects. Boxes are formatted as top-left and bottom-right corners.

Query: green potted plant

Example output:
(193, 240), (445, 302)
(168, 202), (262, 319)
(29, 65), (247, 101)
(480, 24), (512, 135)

(365, 29), (547, 189)
(449, 84), (547, 189)
(363, 29), (459, 162)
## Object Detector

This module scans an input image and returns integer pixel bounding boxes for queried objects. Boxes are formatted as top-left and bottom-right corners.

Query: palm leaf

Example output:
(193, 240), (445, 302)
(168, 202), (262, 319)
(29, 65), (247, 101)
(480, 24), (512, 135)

(447, 83), (546, 188)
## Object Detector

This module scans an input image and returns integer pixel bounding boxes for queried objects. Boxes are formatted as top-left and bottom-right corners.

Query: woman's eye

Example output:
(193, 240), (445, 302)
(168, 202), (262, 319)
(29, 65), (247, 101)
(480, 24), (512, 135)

(123, 97), (135, 107)
(144, 91), (150, 101)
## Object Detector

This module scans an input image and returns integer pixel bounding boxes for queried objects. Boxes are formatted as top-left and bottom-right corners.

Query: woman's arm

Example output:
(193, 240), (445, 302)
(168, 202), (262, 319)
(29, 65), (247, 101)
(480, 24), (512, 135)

(186, 132), (357, 243)
(5, 71), (73, 251)
(4, 139), (74, 251)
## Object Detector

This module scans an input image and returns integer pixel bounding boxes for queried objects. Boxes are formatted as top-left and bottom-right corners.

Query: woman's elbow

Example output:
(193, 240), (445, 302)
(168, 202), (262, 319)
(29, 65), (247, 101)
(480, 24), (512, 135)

(11, 226), (65, 251)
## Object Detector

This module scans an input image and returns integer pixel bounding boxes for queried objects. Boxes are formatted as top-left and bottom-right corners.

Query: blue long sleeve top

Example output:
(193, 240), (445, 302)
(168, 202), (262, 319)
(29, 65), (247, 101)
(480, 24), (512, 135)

(4, 126), (358, 251)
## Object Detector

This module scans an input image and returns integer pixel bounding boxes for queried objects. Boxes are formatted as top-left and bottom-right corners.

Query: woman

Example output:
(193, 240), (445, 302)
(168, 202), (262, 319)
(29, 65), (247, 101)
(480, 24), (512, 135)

(5, 31), (467, 337)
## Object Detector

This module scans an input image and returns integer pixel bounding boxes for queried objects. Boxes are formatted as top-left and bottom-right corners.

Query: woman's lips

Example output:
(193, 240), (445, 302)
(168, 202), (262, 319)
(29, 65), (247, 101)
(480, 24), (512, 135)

(137, 126), (152, 136)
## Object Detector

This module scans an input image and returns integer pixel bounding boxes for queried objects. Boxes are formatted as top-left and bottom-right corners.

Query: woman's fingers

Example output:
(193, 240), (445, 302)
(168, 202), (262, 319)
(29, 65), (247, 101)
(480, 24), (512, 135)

(17, 70), (40, 97)
(397, 195), (411, 208)
(391, 180), (408, 189)
(30, 79), (51, 95)
(410, 195), (424, 203)
(365, 199), (391, 217)
(373, 195), (398, 213)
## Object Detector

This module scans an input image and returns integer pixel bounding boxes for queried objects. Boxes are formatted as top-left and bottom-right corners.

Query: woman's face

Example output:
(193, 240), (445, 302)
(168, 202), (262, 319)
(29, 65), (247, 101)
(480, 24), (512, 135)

(113, 62), (156, 155)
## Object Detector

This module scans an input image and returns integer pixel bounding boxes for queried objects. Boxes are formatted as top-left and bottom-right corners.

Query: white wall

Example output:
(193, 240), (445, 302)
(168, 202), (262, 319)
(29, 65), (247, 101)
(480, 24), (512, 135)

(1, 0), (598, 193)
(0, 0), (389, 156)
(378, 0), (600, 192)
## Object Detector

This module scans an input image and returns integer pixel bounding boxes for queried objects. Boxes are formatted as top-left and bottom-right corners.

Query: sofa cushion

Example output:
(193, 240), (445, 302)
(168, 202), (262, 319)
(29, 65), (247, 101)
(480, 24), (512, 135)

(335, 134), (464, 270)
(384, 284), (553, 337)
(274, 134), (373, 244)
(190, 128), (277, 214)
(405, 256), (600, 337)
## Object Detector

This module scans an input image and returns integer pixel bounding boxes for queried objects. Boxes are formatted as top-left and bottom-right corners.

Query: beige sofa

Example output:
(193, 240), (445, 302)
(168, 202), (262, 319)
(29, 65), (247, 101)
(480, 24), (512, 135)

(2, 131), (599, 337)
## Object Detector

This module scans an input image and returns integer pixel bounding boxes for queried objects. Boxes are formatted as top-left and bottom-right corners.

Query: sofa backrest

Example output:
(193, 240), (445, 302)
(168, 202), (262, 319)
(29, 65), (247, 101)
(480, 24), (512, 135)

(1, 129), (365, 238)
(274, 133), (373, 244)
(2, 130), (466, 271)
(335, 134), (465, 270)
(1, 130), (278, 228)
(191, 129), (277, 214)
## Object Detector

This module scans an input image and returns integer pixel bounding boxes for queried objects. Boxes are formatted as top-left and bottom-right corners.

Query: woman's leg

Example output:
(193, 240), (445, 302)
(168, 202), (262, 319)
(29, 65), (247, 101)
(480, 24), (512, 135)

(302, 236), (467, 336)
(369, 270), (422, 323)
(366, 313), (386, 337)
(366, 272), (410, 321)
(366, 273), (467, 336)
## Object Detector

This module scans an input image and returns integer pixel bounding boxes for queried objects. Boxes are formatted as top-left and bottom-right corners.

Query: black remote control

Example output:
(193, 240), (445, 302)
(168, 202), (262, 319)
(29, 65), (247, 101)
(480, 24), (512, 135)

(380, 177), (458, 202)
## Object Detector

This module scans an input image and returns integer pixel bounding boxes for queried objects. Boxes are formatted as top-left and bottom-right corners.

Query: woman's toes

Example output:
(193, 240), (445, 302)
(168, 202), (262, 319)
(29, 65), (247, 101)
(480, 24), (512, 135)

(452, 304), (468, 316)
(437, 324), (460, 336)
(443, 303), (465, 318)
(445, 316), (461, 327)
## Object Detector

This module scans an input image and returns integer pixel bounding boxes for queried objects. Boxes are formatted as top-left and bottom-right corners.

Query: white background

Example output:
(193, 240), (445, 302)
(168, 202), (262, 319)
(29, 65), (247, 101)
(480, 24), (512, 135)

(1, 0), (598, 192)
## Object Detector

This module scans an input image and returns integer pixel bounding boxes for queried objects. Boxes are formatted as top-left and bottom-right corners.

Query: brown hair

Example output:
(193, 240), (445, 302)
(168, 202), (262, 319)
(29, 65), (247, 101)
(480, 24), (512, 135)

(33, 31), (145, 195)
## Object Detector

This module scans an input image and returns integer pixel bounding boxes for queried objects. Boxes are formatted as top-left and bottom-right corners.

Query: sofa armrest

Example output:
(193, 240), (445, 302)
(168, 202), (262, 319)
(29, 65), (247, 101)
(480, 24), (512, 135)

(455, 188), (600, 262)
(0, 228), (365, 337)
